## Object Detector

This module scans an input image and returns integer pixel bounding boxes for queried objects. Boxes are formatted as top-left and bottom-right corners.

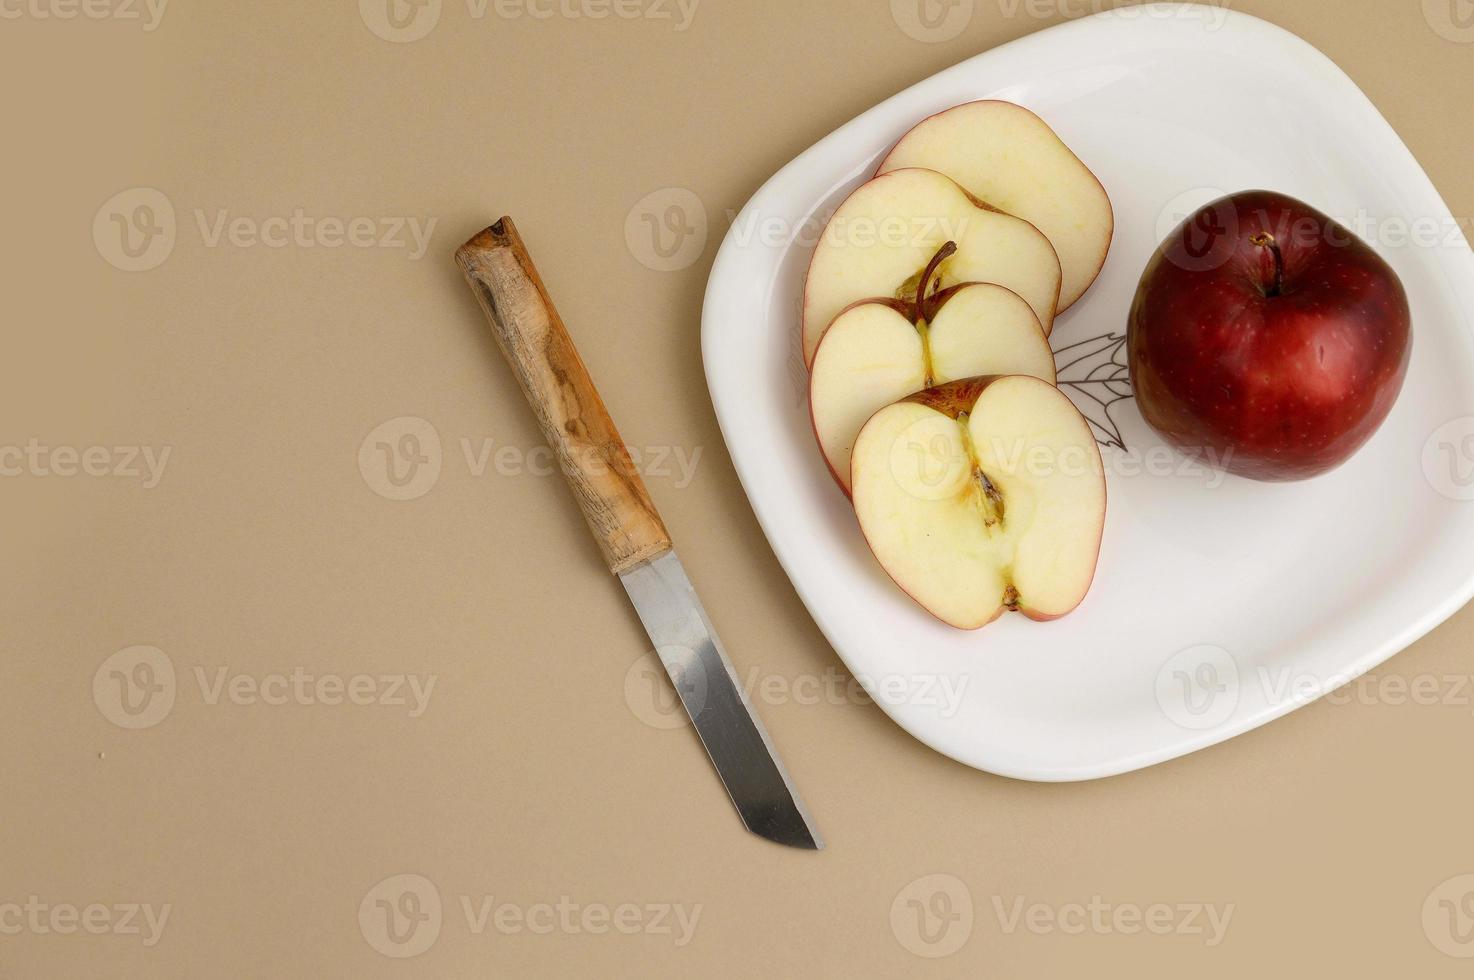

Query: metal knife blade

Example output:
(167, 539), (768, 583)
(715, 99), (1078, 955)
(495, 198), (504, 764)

(621, 551), (823, 850)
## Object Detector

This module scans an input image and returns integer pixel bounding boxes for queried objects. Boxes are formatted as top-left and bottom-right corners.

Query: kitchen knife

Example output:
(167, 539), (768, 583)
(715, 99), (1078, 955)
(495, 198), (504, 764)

(455, 218), (822, 850)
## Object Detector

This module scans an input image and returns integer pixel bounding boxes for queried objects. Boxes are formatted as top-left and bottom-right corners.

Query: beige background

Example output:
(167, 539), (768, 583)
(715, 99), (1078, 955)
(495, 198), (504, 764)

(4, 0), (1474, 975)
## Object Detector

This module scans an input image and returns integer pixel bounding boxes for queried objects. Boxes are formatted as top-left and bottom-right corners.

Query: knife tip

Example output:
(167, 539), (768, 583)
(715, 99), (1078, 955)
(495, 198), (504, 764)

(747, 814), (824, 852)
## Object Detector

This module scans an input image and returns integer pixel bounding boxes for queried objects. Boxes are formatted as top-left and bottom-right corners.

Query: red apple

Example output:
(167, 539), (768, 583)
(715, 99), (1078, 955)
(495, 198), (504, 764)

(1128, 190), (1411, 481)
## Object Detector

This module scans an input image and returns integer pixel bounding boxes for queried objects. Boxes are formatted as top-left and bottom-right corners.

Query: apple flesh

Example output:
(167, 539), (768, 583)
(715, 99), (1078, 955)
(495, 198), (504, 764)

(810, 265), (1056, 494)
(851, 375), (1105, 629)
(802, 167), (1061, 366)
(1129, 190), (1412, 481)
(877, 100), (1113, 312)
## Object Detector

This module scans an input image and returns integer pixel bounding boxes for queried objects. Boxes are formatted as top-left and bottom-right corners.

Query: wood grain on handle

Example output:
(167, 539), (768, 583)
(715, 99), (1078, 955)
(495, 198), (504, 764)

(455, 218), (673, 575)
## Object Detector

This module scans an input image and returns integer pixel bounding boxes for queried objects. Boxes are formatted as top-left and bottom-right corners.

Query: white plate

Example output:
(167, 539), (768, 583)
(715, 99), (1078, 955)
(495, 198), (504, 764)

(700, 4), (1474, 780)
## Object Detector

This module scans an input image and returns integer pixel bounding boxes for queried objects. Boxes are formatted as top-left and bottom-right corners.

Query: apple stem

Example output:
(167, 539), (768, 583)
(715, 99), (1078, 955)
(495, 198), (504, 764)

(915, 241), (958, 322)
(1250, 232), (1284, 297)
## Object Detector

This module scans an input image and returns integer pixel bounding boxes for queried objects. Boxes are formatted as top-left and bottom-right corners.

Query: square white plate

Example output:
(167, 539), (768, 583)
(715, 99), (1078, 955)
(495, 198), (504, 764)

(700, 4), (1474, 780)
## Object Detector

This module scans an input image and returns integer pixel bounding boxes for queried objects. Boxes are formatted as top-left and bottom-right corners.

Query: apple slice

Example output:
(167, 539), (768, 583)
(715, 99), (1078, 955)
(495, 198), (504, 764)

(851, 375), (1105, 629)
(810, 244), (1057, 494)
(801, 167), (1061, 366)
(877, 101), (1113, 312)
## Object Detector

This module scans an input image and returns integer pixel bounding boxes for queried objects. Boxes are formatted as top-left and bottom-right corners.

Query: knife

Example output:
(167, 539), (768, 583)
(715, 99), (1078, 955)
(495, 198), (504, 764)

(455, 218), (822, 850)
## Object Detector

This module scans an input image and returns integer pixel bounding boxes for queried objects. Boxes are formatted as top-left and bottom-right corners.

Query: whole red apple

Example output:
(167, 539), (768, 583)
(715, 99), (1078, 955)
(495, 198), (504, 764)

(1128, 190), (1411, 481)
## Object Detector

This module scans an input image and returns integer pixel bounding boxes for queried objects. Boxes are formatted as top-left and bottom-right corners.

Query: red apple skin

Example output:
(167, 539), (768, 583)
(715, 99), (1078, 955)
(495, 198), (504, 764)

(903, 374), (997, 419)
(1128, 190), (1411, 481)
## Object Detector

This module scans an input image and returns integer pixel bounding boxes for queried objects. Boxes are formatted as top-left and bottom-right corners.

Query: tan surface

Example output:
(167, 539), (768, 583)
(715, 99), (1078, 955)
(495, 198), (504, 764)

(4, 1), (1474, 976)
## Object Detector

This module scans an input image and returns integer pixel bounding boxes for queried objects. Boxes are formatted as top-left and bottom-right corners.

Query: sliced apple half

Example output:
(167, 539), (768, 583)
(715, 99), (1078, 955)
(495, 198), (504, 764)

(877, 101), (1113, 312)
(851, 375), (1105, 629)
(810, 243), (1057, 494)
(801, 167), (1061, 366)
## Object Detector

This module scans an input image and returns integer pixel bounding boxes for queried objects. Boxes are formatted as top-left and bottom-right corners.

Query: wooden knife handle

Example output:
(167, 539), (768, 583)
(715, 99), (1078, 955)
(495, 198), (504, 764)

(455, 217), (673, 575)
